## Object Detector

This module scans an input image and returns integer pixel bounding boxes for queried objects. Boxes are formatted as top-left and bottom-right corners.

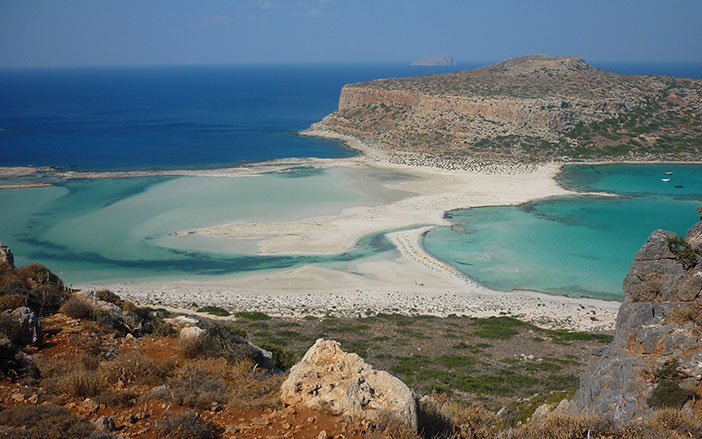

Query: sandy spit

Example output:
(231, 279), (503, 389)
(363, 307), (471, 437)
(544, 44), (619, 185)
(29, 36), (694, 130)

(74, 130), (623, 331)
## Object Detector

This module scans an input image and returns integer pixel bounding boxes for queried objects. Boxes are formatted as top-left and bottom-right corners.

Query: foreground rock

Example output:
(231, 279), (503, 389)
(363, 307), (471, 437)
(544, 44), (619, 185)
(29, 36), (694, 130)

(280, 338), (417, 429)
(570, 205), (702, 420)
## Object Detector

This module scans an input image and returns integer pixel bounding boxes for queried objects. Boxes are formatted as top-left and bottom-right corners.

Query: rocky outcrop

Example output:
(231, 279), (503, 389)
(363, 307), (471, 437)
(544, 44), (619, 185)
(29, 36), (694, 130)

(570, 206), (702, 420)
(0, 242), (14, 267)
(8, 307), (40, 346)
(280, 338), (417, 429)
(314, 55), (702, 163)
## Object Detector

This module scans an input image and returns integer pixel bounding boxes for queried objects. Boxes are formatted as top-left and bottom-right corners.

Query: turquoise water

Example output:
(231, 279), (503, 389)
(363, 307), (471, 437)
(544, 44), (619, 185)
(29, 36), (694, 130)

(0, 168), (410, 284)
(424, 164), (702, 300)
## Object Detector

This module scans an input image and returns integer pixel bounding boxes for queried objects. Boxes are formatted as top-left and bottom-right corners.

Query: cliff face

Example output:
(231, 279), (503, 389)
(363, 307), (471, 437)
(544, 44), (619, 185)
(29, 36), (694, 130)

(314, 55), (702, 162)
(569, 206), (702, 420)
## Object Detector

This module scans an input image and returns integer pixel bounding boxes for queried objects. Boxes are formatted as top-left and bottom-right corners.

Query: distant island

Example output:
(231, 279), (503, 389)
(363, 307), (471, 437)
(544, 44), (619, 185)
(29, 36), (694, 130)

(314, 55), (702, 164)
(410, 54), (456, 66)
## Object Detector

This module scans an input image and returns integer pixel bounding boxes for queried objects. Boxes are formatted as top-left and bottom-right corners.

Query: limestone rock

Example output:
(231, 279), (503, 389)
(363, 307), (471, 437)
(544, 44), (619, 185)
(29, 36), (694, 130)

(179, 326), (205, 342)
(686, 206), (702, 250)
(0, 242), (14, 267)
(9, 306), (40, 345)
(280, 338), (417, 429)
(570, 206), (702, 420)
(93, 416), (116, 432)
(623, 229), (702, 302)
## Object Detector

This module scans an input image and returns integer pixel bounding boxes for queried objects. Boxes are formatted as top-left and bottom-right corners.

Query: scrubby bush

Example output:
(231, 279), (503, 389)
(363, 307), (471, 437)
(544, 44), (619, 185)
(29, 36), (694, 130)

(647, 360), (694, 409)
(0, 405), (96, 439)
(227, 358), (284, 408)
(180, 320), (267, 366)
(60, 297), (94, 320)
(101, 351), (172, 385)
(0, 294), (26, 311)
(668, 300), (702, 328)
(197, 305), (230, 316)
(167, 366), (229, 410)
(258, 341), (296, 370)
(234, 311), (270, 321)
(37, 354), (106, 398)
(0, 263), (67, 315)
(155, 411), (216, 439)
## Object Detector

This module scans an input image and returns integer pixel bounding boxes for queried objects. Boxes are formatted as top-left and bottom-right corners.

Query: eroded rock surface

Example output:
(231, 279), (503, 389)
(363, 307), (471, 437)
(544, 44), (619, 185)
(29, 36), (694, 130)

(570, 206), (702, 420)
(280, 338), (417, 429)
(0, 242), (14, 267)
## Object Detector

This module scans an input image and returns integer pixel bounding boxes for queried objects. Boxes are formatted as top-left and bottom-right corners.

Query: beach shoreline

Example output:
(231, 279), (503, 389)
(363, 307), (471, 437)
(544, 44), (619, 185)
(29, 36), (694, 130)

(40, 129), (625, 332)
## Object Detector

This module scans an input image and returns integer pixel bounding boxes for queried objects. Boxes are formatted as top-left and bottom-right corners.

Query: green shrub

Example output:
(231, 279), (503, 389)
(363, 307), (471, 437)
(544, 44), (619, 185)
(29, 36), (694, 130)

(197, 305), (230, 317)
(647, 360), (694, 409)
(257, 342), (297, 370)
(471, 316), (530, 339)
(234, 311), (270, 321)
(667, 235), (700, 270)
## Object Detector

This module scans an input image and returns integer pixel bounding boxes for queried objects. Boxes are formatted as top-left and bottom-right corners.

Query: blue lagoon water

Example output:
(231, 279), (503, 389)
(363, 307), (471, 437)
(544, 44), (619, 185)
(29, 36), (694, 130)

(424, 164), (702, 299)
(2, 62), (702, 292)
(0, 168), (412, 284)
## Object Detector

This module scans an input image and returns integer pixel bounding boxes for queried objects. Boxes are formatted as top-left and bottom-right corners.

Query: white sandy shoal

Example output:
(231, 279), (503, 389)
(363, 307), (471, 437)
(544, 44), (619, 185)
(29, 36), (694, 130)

(79, 224), (621, 332)
(179, 132), (576, 256)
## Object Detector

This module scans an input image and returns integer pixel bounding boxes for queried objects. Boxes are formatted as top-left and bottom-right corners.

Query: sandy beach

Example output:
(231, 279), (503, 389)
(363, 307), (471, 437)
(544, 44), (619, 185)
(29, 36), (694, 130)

(59, 129), (623, 332)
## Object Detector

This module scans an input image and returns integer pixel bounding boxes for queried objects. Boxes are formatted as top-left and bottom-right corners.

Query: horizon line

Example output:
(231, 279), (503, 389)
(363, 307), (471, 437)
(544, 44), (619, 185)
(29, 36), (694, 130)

(3, 59), (702, 70)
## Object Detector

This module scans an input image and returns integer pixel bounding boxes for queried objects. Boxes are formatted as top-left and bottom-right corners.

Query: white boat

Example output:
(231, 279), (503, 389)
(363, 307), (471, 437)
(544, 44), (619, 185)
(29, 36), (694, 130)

(665, 171), (673, 175)
(661, 178), (671, 182)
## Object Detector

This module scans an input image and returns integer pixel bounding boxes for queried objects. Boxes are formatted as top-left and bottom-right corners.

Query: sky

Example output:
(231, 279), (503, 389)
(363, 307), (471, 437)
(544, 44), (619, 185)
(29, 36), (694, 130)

(1, 0), (701, 67)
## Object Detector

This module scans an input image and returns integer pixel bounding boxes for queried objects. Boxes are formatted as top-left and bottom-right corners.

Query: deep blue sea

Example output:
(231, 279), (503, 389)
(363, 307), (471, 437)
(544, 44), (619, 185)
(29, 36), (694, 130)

(2, 61), (702, 296)
(2, 61), (700, 170)
(0, 63), (477, 170)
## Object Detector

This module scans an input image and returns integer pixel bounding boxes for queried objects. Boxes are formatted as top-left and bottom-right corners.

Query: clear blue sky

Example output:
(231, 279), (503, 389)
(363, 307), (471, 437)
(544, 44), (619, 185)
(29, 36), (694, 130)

(2, 0), (701, 67)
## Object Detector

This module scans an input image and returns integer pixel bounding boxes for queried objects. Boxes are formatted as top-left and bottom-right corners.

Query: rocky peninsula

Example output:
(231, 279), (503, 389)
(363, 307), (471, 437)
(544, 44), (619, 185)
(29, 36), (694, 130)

(314, 55), (702, 165)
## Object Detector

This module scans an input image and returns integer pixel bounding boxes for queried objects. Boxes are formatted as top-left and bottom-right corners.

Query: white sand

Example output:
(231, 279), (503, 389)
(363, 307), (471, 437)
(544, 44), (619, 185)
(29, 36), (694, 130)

(75, 130), (622, 331)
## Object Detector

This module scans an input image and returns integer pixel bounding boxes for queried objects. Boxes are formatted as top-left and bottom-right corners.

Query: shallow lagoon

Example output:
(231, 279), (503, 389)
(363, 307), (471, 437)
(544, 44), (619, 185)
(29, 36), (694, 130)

(424, 164), (702, 299)
(0, 167), (410, 284)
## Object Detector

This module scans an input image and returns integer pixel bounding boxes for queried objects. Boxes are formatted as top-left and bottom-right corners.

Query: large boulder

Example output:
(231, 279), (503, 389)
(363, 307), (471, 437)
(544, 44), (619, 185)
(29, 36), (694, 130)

(280, 338), (417, 429)
(570, 206), (702, 420)
(0, 242), (14, 267)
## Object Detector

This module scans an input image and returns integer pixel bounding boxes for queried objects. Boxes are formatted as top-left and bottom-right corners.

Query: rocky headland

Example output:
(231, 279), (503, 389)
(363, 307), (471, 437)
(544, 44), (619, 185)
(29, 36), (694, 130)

(569, 206), (702, 420)
(313, 55), (702, 165)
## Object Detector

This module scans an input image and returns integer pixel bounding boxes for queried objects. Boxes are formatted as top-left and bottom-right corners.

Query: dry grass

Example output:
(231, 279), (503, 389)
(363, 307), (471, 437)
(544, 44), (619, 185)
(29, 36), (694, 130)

(374, 410), (422, 439)
(101, 350), (172, 385)
(38, 350), (172, 399)
(165, 365), (230, 410)
(0, 293), (26, 311)
(155, 410), (217, 439)
(0, 405), (95, 439)
(224, 358), (283, 408)
(502, 410), (702, 439)
(668, 301), (702, 329)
